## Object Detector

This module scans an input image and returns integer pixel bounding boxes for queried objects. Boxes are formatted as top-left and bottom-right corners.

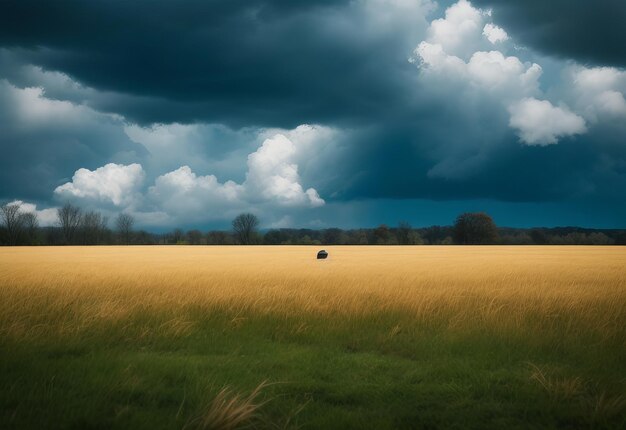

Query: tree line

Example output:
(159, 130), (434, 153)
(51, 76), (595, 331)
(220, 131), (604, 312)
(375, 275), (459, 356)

(1, 202), (624, 246)
(0, 202), (135, 246)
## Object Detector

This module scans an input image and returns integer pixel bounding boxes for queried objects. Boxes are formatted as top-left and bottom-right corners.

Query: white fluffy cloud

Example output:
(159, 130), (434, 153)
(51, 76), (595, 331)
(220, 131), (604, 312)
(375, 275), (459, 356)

(482, 23), (508, 44)
(467, 50), (541, 95)
(413, 0), (608, 146)
(54, 163), (145, 206)
(568, 66), (626, 121)
(414, 41), (466, 75)
(245, 133), (324, 207)
(508, 98), (587, 145)
(426, 0), (484, 58)
(148, 131), (325, 218)
(147, 166), (244, 222)
(48, 124), (329, 226)
(414, 2), (541, 100)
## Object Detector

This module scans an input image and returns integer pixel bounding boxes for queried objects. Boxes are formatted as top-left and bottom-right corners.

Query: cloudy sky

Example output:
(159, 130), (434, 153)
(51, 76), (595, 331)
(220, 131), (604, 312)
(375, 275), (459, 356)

(1, 0), (625, 230)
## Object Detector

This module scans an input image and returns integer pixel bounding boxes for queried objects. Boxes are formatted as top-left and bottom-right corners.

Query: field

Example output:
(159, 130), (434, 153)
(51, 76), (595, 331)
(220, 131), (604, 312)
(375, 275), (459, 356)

(1, 246), (625, 429)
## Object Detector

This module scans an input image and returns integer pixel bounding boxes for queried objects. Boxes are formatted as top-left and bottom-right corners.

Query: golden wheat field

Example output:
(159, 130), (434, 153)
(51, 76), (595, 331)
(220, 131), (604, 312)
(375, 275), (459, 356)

(1, 246), (625, 429)
(1, 246), (625, 335)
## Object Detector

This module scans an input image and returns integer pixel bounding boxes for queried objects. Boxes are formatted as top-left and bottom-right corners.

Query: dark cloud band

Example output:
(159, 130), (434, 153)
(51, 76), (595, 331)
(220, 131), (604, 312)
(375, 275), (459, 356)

(473, 0), (626, 67)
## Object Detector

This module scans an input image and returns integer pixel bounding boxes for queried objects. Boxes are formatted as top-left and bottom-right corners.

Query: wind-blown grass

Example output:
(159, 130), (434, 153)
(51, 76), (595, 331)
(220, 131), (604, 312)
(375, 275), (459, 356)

(184, 381), (270, 430)
(0, 246), (625, 429)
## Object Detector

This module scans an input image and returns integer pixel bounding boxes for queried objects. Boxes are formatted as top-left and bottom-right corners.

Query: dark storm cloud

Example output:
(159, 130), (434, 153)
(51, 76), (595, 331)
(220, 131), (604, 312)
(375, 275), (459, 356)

(472, 0), (626, 67)
(322, 122), (626, 207)
(0, 0), (625, 227)
(0, 0), (423, 127)
(0, 80), (147, 202)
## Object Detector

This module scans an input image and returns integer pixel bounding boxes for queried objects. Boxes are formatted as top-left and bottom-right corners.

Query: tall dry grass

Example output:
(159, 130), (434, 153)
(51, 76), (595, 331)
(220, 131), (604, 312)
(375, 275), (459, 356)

(184, 381), (270, 430)
(1, 246), (625, 427)
(0, 246), (624, 342)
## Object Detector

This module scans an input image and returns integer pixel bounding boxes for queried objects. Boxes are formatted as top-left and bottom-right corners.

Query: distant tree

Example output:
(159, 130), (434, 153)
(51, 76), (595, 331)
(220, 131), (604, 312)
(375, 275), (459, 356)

(499, 232), (533, 245)
(396, 222), (423, 245)
(441, 236), (454, 245)
(550, 231), (614, 245)
(407, 230), (424, 245)
(374, 224), (392, 244)
(134, 230), (156, 245)
(299, 236), (319, 245)
(297, 235), (313, 245)
(587, 232), (614, 245)
(529, 228), (549, 245)
(614, 231), (626, 245)
(57, 203), (82, 245)
(421, 225), (453, 245)
(170, 228), (185, 244)
(187, 229), (203, 245)
(453, 212), (498, 245)
(115, 213), (134, 245)
(263, 229), (283, 245)
(232, 213), (259, 244)
(322, 228), (340, 244)
(396, 221), (412, 245)
(549, 232), (580, 245)
(81, 211), (108, 245)
(207, 231), (234, 245)
(1, 202), (25, 245)
(354, 230), (369, 245)
(20, 211), (39, 245)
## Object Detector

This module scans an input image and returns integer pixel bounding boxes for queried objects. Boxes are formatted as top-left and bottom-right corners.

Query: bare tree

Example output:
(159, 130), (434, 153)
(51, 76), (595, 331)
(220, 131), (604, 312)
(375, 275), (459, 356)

(1, 202), (25, 245)
(187, 229), (203, 245)
(171, 228), (184, 244)
(57, 203), (82, 245)
(116, 213), (134, 245)
(232, 213), (259, 245)
(81, 211), (108, 245)
(19, 211), (39, 245)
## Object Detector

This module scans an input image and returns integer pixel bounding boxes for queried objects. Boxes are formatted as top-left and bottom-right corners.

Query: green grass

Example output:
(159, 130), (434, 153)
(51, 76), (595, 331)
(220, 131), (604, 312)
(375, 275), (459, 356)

(1, 245), (624, 429)
(2, 308), (625, 429)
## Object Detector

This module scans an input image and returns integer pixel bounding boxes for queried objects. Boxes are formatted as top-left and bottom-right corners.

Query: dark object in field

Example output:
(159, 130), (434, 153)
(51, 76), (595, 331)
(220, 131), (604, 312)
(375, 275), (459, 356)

(317, 250), (328, 259)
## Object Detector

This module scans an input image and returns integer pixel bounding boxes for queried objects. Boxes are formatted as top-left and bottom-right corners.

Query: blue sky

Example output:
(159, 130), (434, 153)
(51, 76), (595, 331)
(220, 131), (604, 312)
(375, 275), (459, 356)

(1, 0), (625, 229)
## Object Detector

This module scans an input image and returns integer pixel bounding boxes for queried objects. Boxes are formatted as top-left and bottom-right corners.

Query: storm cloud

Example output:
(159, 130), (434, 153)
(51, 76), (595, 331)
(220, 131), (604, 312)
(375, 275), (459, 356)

(0, 0), (625, 228)
(472, 0), (626, 68)
(0, 0), (430, 126)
